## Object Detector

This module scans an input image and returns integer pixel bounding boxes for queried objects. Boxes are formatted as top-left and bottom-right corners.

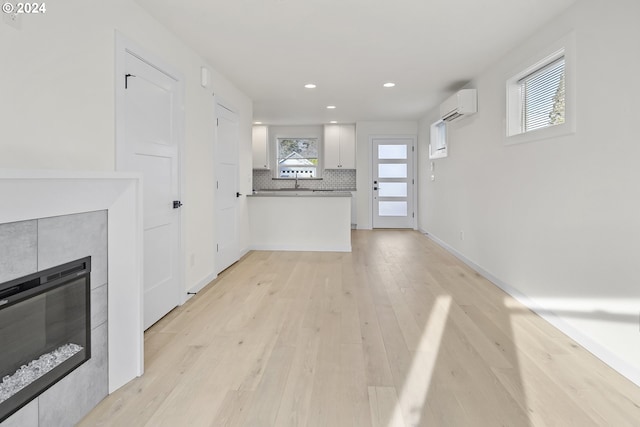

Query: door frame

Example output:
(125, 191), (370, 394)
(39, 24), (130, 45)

(369, 135), (418, 230)
(115, 32), (187, 306)
(214, 96), (241, 273)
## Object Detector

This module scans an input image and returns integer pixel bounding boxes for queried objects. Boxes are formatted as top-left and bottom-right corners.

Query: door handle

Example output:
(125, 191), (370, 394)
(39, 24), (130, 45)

(236, 192), (242, 198)
(173, 200), (183, 209)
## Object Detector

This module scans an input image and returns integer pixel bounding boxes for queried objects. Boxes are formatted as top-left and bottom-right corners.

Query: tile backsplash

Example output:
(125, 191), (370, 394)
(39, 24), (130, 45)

(253, 169), (356, 191)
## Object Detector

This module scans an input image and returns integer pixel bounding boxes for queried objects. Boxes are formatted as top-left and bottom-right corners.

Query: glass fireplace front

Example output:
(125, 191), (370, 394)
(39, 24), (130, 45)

(0, 257), (91, 422)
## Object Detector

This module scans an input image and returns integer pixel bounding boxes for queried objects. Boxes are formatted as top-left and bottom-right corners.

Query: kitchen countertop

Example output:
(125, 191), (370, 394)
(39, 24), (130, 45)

(248, 190), (352, 197)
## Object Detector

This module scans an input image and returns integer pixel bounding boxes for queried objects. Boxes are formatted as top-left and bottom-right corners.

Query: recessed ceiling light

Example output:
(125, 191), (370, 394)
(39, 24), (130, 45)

(304, 83), (317, 89)
(254, 121), (262, 124)
(383, 82), (396, 88)
(326, 105), (336, 109)
(330, 121), (337, 124)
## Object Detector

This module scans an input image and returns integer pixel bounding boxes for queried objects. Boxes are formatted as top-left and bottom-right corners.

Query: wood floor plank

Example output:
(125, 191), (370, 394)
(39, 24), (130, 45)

(352, 262), (395, 387)
(79, 230), (640, 427)
(211, 390), (255, 427)
(336, 343), (372, 427)
(367, 386), (405, 427)
(242, 344), (296, 426)
(273, 328), (321, 427)
(305, 297), (343, 427)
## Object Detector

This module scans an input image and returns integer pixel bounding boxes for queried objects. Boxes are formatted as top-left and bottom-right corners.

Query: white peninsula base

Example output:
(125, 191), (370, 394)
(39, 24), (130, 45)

(248, 193), (351, 252)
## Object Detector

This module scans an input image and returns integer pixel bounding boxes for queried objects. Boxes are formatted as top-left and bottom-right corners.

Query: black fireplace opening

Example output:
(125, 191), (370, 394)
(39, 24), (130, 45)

(0, 257), (91, 423)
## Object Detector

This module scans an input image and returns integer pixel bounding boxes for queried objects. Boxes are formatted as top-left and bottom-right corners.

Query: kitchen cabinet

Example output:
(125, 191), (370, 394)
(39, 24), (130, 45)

(252, 125), (269, 169)
(324, 124), (356, 169)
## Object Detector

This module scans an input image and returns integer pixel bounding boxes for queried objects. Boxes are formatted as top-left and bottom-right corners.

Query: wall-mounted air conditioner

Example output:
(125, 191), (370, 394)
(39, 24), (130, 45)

(440, 89), (477, 122)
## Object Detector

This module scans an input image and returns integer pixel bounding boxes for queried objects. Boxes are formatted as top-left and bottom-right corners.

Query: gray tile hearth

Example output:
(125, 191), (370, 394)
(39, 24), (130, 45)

(0, 220), (37, 283)
(0, 211), (109, 427)
(1, 400), (38, 427)
(38, 210), (108, 289)
(91, 283), (108, 329)
(38, 323), (108, 427)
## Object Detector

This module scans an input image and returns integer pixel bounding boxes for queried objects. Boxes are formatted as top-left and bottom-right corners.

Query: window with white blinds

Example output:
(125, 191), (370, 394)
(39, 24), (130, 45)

(506, 35), (574, 144)
(519, 56), (565, 133)
(429, 119), (447, 159)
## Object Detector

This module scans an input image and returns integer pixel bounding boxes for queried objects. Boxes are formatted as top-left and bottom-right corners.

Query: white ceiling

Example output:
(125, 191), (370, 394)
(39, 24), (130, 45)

(135, 0), (577, 125)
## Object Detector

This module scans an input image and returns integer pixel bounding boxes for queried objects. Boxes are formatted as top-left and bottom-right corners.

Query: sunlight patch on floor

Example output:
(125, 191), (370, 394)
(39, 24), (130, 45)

(389, 295), (452, 427)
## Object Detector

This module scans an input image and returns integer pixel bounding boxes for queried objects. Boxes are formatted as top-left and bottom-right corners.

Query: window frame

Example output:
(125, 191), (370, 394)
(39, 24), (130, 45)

(505, 32), (575, 145)
(272, 134), (323, 179)
(429, 119), (448, 159)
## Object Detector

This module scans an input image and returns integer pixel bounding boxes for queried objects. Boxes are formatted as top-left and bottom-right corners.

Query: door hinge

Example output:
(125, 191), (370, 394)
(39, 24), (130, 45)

(412, 212), (415, 218)
(216, 181), (219, 189)
(216, 244), (219, 252)
(216, 118), (219, 126)
(412, 146), (415, 152)
(412, 178), (415, 184)
(124, 73), (135, 89)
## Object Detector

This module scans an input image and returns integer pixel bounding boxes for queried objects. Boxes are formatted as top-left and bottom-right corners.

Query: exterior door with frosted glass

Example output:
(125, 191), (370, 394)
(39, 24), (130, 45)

(372, 137), (415, 228)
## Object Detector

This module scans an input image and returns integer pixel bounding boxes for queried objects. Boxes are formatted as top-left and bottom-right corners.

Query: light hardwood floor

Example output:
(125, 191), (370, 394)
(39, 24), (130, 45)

(80, 230), (640, 426)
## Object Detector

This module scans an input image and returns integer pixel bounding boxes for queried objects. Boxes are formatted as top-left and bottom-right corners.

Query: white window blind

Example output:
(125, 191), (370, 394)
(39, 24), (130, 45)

(519, 56), (565, 133)
(429, 119), (447, 159)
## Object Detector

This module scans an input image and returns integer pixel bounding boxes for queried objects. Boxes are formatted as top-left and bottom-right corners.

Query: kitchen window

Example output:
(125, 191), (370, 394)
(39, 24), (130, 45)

(276, 138), (319, 178)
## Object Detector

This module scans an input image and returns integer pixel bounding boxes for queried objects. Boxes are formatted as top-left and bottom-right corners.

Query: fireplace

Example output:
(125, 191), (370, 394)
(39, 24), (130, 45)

(0, 257), (92, 423)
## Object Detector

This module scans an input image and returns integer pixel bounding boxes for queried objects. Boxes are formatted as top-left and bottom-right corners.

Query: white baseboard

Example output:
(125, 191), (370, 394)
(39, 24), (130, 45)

(250, 244), (351, 252)
(184, 271), (217, 302)
(239, 247), (251, 259)
(422, 230), (640, 388)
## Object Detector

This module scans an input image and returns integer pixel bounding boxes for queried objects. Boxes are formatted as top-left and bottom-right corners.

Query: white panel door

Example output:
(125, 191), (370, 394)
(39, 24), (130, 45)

(121, 52), (182, 330)
(216, 103), (240, 273)
(372, 137), (415, 228)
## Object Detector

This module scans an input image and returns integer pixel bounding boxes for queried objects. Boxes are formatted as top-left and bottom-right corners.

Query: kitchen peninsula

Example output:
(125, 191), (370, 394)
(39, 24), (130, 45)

(247, 191), (351, 252)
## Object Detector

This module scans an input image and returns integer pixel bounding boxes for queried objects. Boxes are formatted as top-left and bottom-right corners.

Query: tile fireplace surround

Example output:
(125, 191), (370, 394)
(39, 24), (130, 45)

(0, 170), (143, 426)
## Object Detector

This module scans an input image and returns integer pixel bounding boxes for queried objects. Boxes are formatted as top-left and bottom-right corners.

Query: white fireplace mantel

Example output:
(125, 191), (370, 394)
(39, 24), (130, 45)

(0, 169), (144, 393)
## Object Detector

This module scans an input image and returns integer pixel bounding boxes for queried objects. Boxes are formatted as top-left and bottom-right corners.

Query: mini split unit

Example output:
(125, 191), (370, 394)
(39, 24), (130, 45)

(440, 89), (477, 122)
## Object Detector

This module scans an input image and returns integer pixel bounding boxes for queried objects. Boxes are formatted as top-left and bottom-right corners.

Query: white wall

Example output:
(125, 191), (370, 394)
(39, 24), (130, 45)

(418, 0), (640, 384)
(0, 0), (253, 296)
(355, 121), (418, 229)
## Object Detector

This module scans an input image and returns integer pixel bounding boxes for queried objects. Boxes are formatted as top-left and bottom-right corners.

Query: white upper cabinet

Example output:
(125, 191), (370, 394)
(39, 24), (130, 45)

(324, 124), (356, 169)
(252, 125), (269, 169)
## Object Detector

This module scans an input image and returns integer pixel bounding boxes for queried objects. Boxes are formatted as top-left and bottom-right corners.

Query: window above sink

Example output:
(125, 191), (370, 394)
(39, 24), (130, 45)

(276, 137), (320, 179)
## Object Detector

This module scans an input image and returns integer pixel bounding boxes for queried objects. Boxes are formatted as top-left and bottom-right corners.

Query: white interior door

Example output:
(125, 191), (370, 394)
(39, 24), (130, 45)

(120, 52), (182, 330)
(372, 137), (415, 228)
(216, 103), (240, 273)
